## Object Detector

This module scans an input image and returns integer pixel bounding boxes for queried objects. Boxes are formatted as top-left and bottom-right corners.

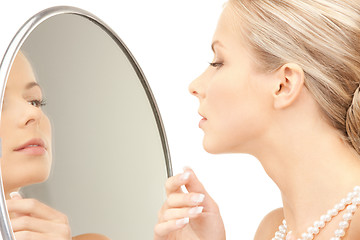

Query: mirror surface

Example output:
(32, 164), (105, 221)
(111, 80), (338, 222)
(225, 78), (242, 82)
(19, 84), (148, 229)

(0, 7), (171, 240)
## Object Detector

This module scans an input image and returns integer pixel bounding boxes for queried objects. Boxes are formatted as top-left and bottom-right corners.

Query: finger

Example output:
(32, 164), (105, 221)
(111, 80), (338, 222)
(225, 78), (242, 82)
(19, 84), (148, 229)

(14, 231), (55, 240)
(10, 192), (23, 200)
(182, 167), (220, 211)
(154, 218), (189, 239)
(6, 199), (68, 224)
(11, 215), (70, 236)
(8, 192), (25, 219)
(165, 171), (191, 196)
(182, 167), (208, 195)
(162, 206), (204, 221)
(166, 192), (205, 208)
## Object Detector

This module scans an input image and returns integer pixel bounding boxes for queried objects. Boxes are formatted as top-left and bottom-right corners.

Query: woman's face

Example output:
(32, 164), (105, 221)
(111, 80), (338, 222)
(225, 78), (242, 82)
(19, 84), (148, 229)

(0, 52), (52, 194)
(189, 5), (275, 154)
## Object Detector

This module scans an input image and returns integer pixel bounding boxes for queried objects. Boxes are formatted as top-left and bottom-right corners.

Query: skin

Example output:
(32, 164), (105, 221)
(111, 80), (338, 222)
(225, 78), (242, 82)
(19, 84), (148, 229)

(154, 3), (360, 240)
(3, 52), (110, 240)
(1, 52), (52, 197)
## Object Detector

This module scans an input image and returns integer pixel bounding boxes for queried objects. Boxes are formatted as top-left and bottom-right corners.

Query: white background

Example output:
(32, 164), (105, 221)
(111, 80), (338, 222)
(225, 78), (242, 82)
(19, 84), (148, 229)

(0, 1), (281, 239)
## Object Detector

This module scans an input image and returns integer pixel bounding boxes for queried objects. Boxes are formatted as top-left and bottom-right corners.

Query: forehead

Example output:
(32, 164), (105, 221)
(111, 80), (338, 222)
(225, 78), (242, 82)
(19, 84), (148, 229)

(212, 5), (246, 51)
(7, 52), (37, 90)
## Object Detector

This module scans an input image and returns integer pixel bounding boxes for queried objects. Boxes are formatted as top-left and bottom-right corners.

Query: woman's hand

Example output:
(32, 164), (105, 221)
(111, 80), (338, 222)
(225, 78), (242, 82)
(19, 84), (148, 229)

(154, 167), (226, 240)
(6, 192), (71, 240)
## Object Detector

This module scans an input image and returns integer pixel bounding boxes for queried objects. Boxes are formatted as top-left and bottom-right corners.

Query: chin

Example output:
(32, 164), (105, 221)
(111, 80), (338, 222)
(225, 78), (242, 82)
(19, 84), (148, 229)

(203, 139), (228, 154)
(35, 164), (52, 180)
(24, 170), (50, 186)
(34, 172), (50, 183)
(20, 163), (51, 186)
(202, 136), (246, 154)
(3, 171), (50, 194)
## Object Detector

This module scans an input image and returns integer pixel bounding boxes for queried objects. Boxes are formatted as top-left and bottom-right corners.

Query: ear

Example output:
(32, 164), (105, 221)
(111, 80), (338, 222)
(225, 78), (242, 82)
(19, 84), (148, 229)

(273, 63), (305, 109)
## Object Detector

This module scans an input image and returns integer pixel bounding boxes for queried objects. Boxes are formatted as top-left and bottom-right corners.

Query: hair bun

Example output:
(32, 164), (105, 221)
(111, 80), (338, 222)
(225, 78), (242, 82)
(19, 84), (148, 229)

(346, 86), (360, 154)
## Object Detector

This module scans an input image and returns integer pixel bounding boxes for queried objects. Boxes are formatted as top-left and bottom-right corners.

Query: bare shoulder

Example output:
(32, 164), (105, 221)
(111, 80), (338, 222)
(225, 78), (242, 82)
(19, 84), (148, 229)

(346, 206), (360, 239)
(254, 207), (284, 240)
(73, 233), (111, 240)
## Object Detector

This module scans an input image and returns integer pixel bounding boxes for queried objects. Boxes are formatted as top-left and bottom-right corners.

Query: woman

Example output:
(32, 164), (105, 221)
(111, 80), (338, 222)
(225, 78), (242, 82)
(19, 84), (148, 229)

(154, 0), (360, 239)
(3, 51), (110, 240)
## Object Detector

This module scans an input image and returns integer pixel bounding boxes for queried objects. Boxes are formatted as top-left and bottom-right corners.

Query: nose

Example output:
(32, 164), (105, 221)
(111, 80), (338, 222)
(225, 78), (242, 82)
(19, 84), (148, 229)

(188, 79), (198, 97)
(188, 71), (206, 99)
(21, 103), (43, 127)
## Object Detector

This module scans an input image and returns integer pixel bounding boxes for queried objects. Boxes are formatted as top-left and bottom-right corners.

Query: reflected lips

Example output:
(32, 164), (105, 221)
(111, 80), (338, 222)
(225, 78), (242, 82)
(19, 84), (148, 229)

(14, 138), (46, 155)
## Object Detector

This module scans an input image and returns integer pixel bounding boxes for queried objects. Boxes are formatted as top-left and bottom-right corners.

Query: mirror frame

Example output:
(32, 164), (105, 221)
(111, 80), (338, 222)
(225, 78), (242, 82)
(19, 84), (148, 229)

(0, 6), (172, 240)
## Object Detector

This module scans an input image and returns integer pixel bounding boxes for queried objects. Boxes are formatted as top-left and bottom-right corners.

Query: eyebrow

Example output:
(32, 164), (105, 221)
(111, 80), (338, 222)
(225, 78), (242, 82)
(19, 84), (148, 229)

(25, 82), (41, 90)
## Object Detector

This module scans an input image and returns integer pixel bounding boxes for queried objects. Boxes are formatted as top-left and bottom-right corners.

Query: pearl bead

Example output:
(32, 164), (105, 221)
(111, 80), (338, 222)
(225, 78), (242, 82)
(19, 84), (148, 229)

(327, 209), (338, 216)
(354, 186), (360, 193)
(302, 232), (313, 239)
(276, 232), (285, 238)
(330, 238), (340, 240)
(347, 204), (357, 213)
(279, 225), (286, 233)
(345, 196), (353, 204)
(347, 192), (356, 199)
(320, 214), (331, 222)
(343, 212), (353, 221)
(335, 229), (345, 237)
(314, 220), (325, 228)
(334, 203), (345, 211)
(307, 226), (319, 234)
(339, 220), (349, 229)
(352, 197), (360, 205)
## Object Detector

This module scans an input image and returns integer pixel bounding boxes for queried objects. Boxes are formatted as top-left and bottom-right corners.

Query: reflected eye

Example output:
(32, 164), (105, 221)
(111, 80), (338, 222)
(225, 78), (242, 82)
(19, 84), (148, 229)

(28, 99), (46, 108)
(209, 62), (223, 68)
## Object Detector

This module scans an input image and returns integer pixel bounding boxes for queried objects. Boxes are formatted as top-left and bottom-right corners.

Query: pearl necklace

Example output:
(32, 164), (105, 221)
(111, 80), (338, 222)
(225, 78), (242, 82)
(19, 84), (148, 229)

(272, 186), (360, 240)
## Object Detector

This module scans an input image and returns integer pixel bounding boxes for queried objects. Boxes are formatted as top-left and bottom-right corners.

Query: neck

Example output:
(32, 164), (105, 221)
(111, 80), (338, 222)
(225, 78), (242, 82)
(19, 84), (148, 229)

(252, 120), (360, 236)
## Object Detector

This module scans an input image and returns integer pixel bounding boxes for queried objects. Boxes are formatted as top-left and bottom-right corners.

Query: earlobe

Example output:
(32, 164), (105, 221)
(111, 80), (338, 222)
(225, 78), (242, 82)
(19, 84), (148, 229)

(273, 63), (305, 109)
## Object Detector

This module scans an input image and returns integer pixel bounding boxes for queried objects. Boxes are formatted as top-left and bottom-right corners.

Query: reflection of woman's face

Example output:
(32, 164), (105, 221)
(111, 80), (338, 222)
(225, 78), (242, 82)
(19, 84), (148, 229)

(0, 52), (52, 196)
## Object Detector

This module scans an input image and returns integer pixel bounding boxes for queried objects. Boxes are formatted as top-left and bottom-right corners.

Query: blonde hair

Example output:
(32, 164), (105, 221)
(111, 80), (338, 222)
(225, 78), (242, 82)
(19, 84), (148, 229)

(228, 0), (360, 154)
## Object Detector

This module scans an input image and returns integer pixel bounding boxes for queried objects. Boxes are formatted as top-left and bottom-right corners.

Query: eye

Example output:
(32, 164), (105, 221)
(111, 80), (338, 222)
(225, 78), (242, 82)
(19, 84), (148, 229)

(28, 99), (46, 108)
(209, 62), (223, 69)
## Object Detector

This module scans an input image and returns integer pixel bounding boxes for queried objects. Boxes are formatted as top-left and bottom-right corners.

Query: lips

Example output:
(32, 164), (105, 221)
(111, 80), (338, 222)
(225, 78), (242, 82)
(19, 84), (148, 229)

(198, 111), (207, 128)
(198, 112), (207, 120)
(14, 138), (46, 151)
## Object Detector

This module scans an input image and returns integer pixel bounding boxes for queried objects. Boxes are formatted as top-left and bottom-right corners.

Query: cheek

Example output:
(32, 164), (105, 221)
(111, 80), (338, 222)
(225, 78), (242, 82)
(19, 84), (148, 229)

(207, 75), (255, 124)
(44, 116), (52, 137)
(42, 115), (52, 157)
(203, 76), (270, 153)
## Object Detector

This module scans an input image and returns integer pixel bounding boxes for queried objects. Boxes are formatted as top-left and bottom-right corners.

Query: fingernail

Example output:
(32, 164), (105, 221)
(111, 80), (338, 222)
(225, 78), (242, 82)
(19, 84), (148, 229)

(9, 192), (22, 199)
(191, 194), (205, 204)
(181, 171), (191, 181)
(189, 206), (204, 215)
(176, 217), (189, 227)
(183, 166), (191, 171)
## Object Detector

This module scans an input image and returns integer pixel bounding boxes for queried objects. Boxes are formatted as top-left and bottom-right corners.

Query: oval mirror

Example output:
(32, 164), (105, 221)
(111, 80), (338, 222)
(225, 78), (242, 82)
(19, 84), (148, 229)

(0, 6), (172, 240)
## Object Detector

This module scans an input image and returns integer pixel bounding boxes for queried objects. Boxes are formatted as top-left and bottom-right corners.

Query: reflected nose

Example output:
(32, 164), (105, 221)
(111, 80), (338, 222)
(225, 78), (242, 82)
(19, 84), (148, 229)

(21, 103), (43, 127)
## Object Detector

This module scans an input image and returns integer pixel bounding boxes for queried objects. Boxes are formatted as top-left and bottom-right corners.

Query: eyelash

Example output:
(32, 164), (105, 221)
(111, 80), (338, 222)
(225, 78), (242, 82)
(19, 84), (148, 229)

(29, 99), (47, 108)
(209, 62), (223, 68)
